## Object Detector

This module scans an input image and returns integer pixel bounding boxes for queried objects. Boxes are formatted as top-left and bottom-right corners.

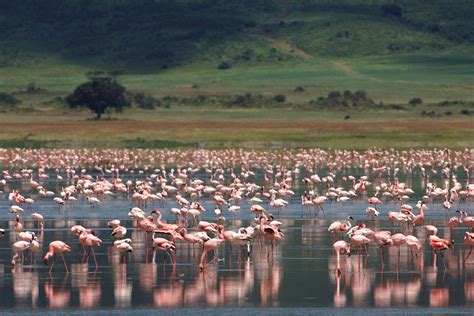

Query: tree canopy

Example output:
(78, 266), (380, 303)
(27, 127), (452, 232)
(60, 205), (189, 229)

(66, 75), (129, 119)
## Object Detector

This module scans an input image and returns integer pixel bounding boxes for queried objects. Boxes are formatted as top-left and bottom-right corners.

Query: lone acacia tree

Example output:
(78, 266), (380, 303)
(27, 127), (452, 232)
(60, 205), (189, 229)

(66, 72), (129, 119)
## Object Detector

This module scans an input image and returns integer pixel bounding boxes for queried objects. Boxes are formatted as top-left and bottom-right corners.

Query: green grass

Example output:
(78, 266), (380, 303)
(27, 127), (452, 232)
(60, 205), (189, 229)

(0, 1), (472, 150)
(0, 106), (471, 150)
(2, 47), (473, 105)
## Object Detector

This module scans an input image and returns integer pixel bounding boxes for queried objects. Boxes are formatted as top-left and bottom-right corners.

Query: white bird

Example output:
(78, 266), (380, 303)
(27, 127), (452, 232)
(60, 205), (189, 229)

(10, 205), (23, 214)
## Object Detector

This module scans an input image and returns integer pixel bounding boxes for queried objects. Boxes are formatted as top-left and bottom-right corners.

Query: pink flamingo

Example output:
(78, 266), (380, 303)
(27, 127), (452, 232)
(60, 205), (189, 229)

(328, 217), (353, 241)
(199, 238), (225, 271)
(151, 210), (180, 231)
(368, 196), (382, 209)
(406, 235), (422, 266)
(152, 236), (176, 266)
(350, 234), (371, 256)
(11, 240), (31, 267)
(138, 215), (158, 248)
(259, 216), (284, 258)
(333, 240), (351, 275)
(79, 229), (102, 267)
(44, 240), (71, 273)
(390, 233), (407, 269)
(463, 232), (474, 265)
(429, 236), (450, 270)
(373, 231), (391, 267)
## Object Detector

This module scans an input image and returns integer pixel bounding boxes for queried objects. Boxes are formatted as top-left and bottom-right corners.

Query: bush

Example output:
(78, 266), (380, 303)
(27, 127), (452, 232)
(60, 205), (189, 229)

(25, 82), (43, 93)
(381, 4), (402, 17)
(460, 109), (473, 115)
(294, 86), (305, 92)
(133, 92), (161, 109)
(274, 94), (286, 103)
(409, 97), (423, 106)
(0, 92), (21, 107)
(218, 62), (232, 70)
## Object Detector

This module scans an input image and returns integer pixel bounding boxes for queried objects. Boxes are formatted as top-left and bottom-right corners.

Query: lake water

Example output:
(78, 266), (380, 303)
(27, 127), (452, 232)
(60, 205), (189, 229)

(0, 167), (473, 315)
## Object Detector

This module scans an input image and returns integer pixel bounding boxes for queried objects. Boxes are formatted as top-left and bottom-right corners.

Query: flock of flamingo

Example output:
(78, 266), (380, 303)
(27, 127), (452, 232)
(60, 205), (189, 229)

(0, 147), (472, 278)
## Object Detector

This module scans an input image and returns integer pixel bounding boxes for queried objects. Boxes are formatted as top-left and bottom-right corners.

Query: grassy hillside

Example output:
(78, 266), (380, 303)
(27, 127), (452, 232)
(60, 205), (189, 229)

(1, 0), (473, 69)
(0, 0), (473, 151)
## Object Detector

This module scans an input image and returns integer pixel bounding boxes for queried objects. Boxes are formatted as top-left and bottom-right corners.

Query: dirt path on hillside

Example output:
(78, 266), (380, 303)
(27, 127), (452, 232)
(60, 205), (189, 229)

(256, 33), (314, 61)
(255, 33), (383, 81)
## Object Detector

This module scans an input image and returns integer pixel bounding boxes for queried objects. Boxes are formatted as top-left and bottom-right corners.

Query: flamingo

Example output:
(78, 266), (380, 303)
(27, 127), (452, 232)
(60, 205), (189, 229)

(333, 240), (351, 275)
(114, 239), (133, 263)
(259, 216), (284, 258)
(366, 207), (380, 221)
(44, 240), (71, 273)
(108, 219), (127, 239)
(32, 212), (44, 230)
(390, 233), (407, 269)
(448, 210), (463, 238)
(10, 205), (23, 214)
(11, 240), (31, 267)
(79, 229), (102, 267)
(406, 235), (422, 264)
(53, 197), (65, 210)
(429, 236), (450, 270)
(462, 211), (474, 231)
(86, 196), (100, 208)
(151, 236), (176, 266)
(151, 210), (179, 232)
(374, 231), (391, 267)
(368, 196), (382, 209)
(350, 234), (371, 256)
(463, 232), (474, 265)
(199, 238), (225, 271)
(328, 217), (353, 241)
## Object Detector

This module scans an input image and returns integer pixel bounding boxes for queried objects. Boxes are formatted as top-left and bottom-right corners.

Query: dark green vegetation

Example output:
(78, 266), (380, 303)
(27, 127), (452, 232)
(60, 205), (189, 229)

(1, 0), (472, 69)
(66, 73), (129, 119)
(0, 0), (473, 149)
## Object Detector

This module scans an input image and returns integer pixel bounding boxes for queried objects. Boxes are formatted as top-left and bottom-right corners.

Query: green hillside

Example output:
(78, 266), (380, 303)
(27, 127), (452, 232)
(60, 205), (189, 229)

(0, 0), (473, 104)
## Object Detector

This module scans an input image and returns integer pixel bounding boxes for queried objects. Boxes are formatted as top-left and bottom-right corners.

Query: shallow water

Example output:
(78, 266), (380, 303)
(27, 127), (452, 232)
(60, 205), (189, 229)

(0, 170), (473, 314)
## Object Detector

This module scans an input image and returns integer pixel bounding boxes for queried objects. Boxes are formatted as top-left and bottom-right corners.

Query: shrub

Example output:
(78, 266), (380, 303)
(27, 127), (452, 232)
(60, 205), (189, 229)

(133, 92), (161, 109)
(274, 94), (286, 103)
(381, 4), (402, 17)
(0, 92), (21, 107)
(25, 82), (42, 93)
(409, 97), (423, 106)
(294, 86), (305, 92)
(218, 62), (232, 70)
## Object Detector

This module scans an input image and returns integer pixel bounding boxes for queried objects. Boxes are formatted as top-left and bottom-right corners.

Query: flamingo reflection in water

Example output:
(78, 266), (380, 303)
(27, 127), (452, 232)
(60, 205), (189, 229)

(12, 268), (39, 308)
(44, 279), (71, 309)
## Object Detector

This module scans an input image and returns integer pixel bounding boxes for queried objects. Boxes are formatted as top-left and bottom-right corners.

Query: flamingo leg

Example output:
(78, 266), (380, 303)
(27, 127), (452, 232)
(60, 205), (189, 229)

(49, 255), (56, 274)
(464, 246), (472, 265)
(167, 251), (174, 265)
(60, 253), (69, 273)
(91, 247), (98, 267)
(398, 247), (401, 270)
(199, 249), (207, 271)
(440, 251), (447, 271)
(380, 246), (385, 267)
